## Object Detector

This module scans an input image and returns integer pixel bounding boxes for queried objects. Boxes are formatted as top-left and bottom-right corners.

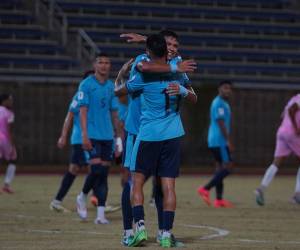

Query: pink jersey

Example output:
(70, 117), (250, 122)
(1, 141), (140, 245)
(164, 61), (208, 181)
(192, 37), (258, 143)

(0, 106), (14, 142)
(277, 94), (300, 136)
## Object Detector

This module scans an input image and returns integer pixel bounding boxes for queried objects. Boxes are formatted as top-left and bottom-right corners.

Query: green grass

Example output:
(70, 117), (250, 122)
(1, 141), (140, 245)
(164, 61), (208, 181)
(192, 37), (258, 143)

(0, 174), (299, 249)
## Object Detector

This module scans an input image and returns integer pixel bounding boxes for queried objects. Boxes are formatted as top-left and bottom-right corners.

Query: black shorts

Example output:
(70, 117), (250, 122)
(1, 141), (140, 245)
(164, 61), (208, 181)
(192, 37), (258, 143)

(87, 139), (114, 162)
(70, 144), (88, 167)
(130, 137), (181, 178)
(209, 146), (232, 164)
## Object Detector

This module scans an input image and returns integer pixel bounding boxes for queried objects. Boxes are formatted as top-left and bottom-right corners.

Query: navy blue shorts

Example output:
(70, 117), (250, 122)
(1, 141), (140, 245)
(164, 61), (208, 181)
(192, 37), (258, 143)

(70, 144), (88, 167)
(130, 137), (181, 178)
(86, 139), (114, 162)
(209, 146), (232, 164)
(122, 131), (137, 168)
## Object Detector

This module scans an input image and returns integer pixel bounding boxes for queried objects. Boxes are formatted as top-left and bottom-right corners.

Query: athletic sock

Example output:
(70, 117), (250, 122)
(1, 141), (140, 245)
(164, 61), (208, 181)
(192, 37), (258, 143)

(154, 184), (164, 230)
(205, 168), (230, 190)
(4, 163), (16, 185)
(96, 206), (106, 220)
(132, 205), (145, 226)
(163, 211), (175, 231)
(215, 181), (224, 200)
(55, 171), (76, 201)
(295, 167), (300, 193)
(261, 164), (278, 190)
(122, 181), (133, 230)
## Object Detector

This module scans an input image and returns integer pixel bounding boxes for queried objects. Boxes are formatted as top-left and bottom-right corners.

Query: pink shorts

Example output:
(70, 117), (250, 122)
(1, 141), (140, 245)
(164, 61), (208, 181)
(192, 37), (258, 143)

(0, 140), (17, 161)
(274, 132), (300, 158)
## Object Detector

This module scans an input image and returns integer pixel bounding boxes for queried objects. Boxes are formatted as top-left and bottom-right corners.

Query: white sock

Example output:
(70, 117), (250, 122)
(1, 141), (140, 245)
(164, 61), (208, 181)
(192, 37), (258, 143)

(125, 229), (133, 237)
(4, 163), (16, 185)
(261, 164), (278, 189)
(295, 167), (300, 193)
(162, 230), (171, 238)
(136, 220), (145, 231)
(79, 192), (87, 202)
(97, 206), (106, 219)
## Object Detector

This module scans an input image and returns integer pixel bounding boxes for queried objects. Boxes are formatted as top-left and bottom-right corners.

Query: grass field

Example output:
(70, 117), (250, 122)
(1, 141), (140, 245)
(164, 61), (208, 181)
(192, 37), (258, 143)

(0, 174), (299, 250)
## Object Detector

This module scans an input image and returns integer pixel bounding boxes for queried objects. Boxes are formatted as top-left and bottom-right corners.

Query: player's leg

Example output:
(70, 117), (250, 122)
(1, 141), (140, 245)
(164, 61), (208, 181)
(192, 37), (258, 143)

(94, 140), (113, 224)
(198, 147), (232, 206)
(2, 142), (17, 193)
(149, 177), (156, 207)
(255, 134), (289, 206)
(158, 137), (182, 248)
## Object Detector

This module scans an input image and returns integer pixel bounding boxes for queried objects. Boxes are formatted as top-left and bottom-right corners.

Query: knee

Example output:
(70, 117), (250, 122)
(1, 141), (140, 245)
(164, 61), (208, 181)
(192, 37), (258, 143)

(69, 165), (79, 175)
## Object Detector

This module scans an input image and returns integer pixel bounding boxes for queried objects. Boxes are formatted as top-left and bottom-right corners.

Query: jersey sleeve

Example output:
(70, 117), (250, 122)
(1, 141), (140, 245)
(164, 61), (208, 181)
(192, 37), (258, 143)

(77, 81), (89, 107)
(68, 98), (79, 113)
(213, 102), (226, 121)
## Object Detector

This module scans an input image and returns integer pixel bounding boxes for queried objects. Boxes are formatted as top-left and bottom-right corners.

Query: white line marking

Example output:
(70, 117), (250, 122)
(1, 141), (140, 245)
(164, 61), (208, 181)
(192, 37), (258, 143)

(181, 224), (230, 240)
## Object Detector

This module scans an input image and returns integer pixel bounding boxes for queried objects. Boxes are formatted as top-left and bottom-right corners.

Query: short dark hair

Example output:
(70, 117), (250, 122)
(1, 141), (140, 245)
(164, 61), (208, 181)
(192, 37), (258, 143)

(159, 30), (178, 40)
(219, 80), (232, 87)
(94, 52), (109, 60)
(146, 34), (167, 58)
(0, 94), (11, 105)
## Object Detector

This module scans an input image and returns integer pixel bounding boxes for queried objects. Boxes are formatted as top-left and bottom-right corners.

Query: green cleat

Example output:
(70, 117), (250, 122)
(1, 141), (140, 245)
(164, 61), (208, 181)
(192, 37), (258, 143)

(255, 188), (265, 206)
(128, 229), (148, 247)
(171, 234), (185, 247)
(121, 234), (134, 246)
(160, 236), (172, 248)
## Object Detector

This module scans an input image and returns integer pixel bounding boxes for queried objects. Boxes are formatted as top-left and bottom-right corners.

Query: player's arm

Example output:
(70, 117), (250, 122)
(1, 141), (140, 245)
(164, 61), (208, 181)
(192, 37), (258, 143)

(166, 83), (197, 104)
(136, 59), (196, 74)
(120, 33), (147, 43)
(57, 111), (74, 149)
(114, 59), (134, 97)
(288, 103), (300, 134)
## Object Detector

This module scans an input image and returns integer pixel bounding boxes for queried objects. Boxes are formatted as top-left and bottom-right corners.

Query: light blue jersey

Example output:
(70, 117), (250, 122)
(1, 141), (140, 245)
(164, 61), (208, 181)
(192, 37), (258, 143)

(68, 93), (82, 145)
(117, 100), (128, 123)
(126, 67), (185, 141)
(169, 55), (190, 87)
(124, 54), (149, 135)
(207, 95), (231, 147)
(77, 75), (118, 140)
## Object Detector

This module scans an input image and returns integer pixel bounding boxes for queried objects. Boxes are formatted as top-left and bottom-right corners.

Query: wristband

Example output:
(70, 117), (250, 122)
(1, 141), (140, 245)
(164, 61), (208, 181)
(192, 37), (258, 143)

(116, 137), (123, 152)
(179, 85), (188, 98)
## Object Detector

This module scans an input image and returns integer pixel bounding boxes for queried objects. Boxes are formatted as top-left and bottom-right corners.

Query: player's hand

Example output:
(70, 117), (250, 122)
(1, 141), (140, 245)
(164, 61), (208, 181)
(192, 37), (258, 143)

(82, 137), (92, 151)
(166, 83), (180, 96)
(177, 60), (197, 73)
(120, 33), (146, 43)
(114, 137), (123, 158)
(57, 136), (67, 149)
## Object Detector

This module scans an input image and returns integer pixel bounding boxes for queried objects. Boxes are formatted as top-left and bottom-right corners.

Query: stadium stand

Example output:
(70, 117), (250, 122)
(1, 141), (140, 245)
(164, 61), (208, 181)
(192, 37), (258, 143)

(0, 0), (299, 85)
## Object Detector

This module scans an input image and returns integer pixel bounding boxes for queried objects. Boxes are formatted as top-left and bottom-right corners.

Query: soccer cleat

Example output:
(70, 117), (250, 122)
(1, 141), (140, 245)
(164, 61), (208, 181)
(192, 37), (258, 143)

(105, 204), (121, 213)
(128, 229), (148, 247)
(157, 232), (184, 247)
(94, 217), (109, 224)
(49, 200), (70, 213)
(160, 235), (172, 248)
(76, 195), (87, 220)
(291, 193), (300, 204)
(254, 188), (265, 206)
(121, 234), (134, 246)
(90, 195), (98, 207)
(214, 199), (234, 208)
(197, 187), (211, 206)
(2, 186), (14, 194)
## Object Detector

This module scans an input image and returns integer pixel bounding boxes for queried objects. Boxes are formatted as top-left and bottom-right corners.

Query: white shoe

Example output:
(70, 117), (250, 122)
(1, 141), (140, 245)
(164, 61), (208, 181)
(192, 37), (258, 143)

(94, 217), (110, 224)
(76, 195), (87, 220)
(49, 200), (70, 213)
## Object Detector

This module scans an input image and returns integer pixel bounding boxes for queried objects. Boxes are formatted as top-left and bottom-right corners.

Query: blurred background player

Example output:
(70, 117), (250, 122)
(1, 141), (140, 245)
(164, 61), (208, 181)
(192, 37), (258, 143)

(197, 81), (234, 208)
(255, 93), (300, 206)
(76, 53), (121, 224)
(0, 94), (17, 194)
(49, 90), (88, 212)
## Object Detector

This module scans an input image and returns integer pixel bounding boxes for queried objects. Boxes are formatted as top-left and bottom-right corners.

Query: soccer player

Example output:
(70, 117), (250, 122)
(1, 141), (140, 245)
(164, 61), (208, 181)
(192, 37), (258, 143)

(76, 53), (121, 224)
(117, 34), (195, 247)
(0, 94), (17, 194)
(255, 93), (300, 206)
(49, 91), (88, 212)
(197, 81), (234, 208)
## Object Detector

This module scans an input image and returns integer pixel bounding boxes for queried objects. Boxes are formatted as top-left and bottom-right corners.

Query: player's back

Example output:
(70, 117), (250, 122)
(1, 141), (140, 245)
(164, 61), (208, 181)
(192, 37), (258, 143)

(278, 94), (300, 135)
(0, 106), (14, 141)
